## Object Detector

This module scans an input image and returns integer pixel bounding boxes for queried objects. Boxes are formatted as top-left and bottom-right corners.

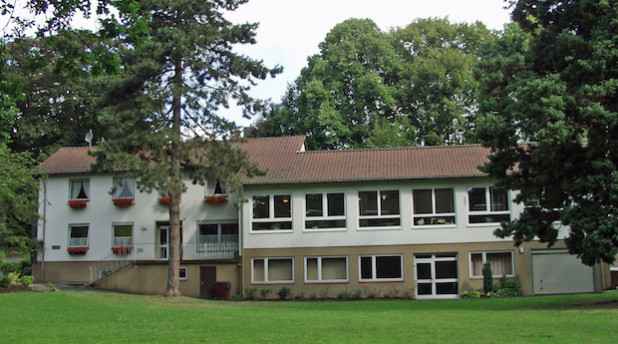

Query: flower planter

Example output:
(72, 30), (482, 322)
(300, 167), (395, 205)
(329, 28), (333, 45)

(113, 198), (134, 208)
(158, 196), (170, 205)
(111, 246), (133, 256)
(67, 247), (88, 255)
(68, 199), (88, 209)
(204, 195), (228, 205)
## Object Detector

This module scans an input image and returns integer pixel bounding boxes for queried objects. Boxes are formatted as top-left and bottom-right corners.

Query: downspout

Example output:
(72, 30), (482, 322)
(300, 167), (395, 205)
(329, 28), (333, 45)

(41, 178), (47, 281)
(237, 185), (244, 295)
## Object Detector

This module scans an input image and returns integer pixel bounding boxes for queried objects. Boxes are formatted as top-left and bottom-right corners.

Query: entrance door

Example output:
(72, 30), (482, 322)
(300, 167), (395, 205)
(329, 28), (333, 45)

(200, 266), (217, 299)
(158, 225), (169, 260)
(415, 253), (459, 299)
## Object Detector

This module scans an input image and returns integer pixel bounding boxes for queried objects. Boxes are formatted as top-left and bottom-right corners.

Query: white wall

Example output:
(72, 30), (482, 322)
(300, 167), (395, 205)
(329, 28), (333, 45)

(38, 174), (239, 262)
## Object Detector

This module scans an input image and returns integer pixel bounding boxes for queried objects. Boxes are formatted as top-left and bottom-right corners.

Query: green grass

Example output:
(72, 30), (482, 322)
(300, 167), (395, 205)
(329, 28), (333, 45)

(1, 290), (617, 343)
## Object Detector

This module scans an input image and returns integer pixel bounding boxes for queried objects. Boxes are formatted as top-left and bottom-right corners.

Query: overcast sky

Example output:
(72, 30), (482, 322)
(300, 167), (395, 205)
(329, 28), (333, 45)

(223, 0), (513, 127)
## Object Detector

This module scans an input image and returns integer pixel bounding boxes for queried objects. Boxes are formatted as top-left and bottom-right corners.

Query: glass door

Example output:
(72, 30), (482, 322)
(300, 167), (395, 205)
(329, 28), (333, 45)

(415, 253), (459, 299)
(158, 226), (169, 260)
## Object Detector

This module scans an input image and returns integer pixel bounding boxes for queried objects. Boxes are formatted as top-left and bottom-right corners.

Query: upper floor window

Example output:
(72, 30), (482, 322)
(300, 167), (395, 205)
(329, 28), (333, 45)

(358, 190), (400, 228)
(206, 179), (227, 196)
(113, 178), (135, 199)
(468, 187), (510, 224)
(413, 188), (455, 226)
(68, 224), (89, 247)
(305, 193), (346, 230)
(251, 195), (292, 231)
(197, 222), (238, 252)
(70, 179), (90, 200)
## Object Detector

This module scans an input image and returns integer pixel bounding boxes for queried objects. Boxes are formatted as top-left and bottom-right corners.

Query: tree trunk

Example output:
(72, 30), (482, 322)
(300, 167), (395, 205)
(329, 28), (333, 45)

(164, 55), (183, 297)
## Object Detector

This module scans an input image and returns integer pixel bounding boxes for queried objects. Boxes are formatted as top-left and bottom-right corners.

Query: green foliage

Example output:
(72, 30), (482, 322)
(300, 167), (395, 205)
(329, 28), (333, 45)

(476, 0), (618, 265)
(497, 275), (523, 296)
(19, 275), (33, 287)
(243, 287), (258, 300)
(277, 287), (291, 300)
(482, 262), (494, 293)
(258, 288), (271, 300)
(230, 293), (243, 301)
(460, 289), (483, 298)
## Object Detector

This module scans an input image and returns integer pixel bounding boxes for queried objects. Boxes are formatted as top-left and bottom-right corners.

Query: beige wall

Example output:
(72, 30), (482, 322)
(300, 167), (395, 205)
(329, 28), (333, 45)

(243, 241), (611, 299)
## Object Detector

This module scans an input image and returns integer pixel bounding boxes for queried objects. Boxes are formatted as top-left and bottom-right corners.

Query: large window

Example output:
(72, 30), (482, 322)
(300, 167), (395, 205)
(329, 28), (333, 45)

(358, 190), (400, 228)
(197, 222), (238, 252)
(468, 187), (510, 224)
(113, 224), (133, 247)
(470, 251), (514, 277)
(415, 253), (459, 298)
(359, 255), (403, 281)
(305, 193), (346, 230)
(252, 257), (294, 283)
(113, 178), (135, 199)
(68, 224), (89, 247)
(305, 256), (348, 282)
(70, 179), (90, 200)
(413, 188), (455, 226)
(252, 195), (292, 231)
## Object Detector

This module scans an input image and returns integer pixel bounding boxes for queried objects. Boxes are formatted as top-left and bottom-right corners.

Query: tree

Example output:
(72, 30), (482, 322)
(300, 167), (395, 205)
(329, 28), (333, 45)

(476, 0), (618, 265)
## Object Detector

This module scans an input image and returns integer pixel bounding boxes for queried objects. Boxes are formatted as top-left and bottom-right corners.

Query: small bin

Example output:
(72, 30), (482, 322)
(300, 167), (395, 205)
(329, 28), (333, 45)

(213, 281), (232, 300)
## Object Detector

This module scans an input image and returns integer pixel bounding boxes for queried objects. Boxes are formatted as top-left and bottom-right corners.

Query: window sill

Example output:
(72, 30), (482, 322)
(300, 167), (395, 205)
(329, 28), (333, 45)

(303, 228), (347, 233)
(412, 224), (457, 229)
(250, 230), (294, 234)
(304, 280), (349, 284)
(250, 281), (295, 285)
(359, 279), (404, 283)
(357, 226), (402, 231)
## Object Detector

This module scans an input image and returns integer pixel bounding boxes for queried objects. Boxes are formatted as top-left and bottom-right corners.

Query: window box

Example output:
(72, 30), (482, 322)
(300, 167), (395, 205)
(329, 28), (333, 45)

(158, 196), (171, 205)
(113, 198), (134, 208)
(204, 195), (228, 205)
(111, 245), (133, 256)
(67, 247), (88, 255)
(68, 199), (88, 209)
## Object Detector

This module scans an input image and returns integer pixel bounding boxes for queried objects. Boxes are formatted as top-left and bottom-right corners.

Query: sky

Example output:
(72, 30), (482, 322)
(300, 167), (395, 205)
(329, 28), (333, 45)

(222, 0), (513, 127)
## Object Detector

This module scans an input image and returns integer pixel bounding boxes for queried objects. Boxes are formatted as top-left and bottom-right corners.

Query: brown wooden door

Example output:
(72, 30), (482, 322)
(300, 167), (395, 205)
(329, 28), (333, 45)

(200, 266), (216, 299)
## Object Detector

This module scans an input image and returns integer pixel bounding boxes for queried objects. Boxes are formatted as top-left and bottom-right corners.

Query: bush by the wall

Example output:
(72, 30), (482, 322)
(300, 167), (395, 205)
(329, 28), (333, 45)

(482, 262), (494, 293)
(278, 287), (291, 300)
(19, 275), (33, 287)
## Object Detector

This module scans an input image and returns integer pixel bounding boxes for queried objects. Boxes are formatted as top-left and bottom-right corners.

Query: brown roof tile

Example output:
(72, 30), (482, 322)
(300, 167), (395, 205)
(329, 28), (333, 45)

(38, 136), (490, 183)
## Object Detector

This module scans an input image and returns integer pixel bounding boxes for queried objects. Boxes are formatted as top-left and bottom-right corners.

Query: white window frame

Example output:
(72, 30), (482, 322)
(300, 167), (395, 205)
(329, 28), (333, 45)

(69, 179), (90, 201)
(412, 188), (456, 227)
(469, 251), (515, 278)
(112, 222), (133, 247)
(358, 190), (401, 229)
(304, 256), (349, 283)
(251, 257), (295, 284)
(467, 187), (511, 225)
(358, 254), (404, 282)
(304, 192), (346, 231)
(179, 267), (188, 280)
(250, 194), (293, 232)
(415, 253), (459, 299)
(112, 177), (135, 199)
(68, 224), (89, 248)
(196, 221), (239, 253)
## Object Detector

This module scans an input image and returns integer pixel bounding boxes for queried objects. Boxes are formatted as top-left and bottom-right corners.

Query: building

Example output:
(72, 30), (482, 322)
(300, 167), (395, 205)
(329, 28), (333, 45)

(34, 136), (612, 298)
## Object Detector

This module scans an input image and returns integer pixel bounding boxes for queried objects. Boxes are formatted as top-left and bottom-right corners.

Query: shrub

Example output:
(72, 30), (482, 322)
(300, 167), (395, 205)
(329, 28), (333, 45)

(230, 293), (243, 301)
(310, 294), (317, 300)
(1, 262), (19, 275)
(278, 287), (291, 300)
(244, 287), (258, 300)
(6, 272), (20, 286)
(259, 288), (271, 299)
(20, 275), (34, 287)
(351, 289), (362, 299)
(496, 275), (523, 296)
(482, 262), (494, 293)
(19, 260), (32, 276)
(460, 289), (483, 298)
(293, 294), (302, 300)
(0, 275), (9, 287)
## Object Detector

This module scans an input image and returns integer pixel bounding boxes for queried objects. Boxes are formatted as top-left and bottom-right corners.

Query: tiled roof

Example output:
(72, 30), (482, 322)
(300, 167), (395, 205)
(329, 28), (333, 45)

(38, 136), (490, 183)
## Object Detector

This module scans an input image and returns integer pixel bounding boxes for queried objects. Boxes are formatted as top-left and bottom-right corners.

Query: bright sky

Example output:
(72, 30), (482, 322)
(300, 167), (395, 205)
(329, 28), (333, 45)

(223, 0), (513, 127)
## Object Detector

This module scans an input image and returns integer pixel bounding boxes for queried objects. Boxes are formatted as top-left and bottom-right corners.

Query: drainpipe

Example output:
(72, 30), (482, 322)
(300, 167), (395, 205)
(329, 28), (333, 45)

(41, 178), (47, 281)
(237, 185), (244, 295)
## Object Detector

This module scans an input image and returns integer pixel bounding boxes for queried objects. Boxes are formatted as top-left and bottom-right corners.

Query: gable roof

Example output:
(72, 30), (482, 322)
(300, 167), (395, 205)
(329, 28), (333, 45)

(38, 136), (490, 184)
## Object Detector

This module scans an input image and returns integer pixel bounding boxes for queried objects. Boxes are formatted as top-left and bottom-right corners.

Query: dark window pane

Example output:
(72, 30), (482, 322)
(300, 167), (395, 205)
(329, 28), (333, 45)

(199, 224), (218, 235)
(417, 283), (433, 295)
(360, 256), (373, 279)
(435, 253), (457, 258)
(359, 191), (378, 216)
(253, 196), (269, 218)
(359, 218), (400, 227)
(306, 194), (323, 217)
(469, 214), (511, 224)
(71, 226), (88, 238)
(252, 221), (292, 231)
(376, 256), (402, 279)
(415, 254), (431, 259)
(435, 188), (454, 213)
(274, 195), (291, 218)
(327, 193), (345, 216)
(435, 260), (458, 279)
(490, 187), (509, 211)
(436, 282), (458, 294)
(416, 262), (432, 279)
(468, 188), (486, 211)
(305, 219), (346, 229)
(380, 190), (400, 215)
(220, 223), (238, 235)
(413, 189), (433, 214)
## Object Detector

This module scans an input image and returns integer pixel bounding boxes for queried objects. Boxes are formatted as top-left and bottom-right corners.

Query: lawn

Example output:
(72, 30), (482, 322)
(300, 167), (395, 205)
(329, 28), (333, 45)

(1, 290), (617, 343)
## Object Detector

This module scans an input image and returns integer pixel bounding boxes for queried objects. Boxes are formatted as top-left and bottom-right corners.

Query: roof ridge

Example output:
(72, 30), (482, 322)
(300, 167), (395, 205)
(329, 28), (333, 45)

(298, 144), (486, 154)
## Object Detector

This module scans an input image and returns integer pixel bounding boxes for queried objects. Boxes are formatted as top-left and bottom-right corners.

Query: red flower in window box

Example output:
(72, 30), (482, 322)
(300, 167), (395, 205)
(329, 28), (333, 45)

(158, 196), (170, 205)
(111, 246), (133, 256)
(68, 199), (88, 209)
(203, 195), (228, 205)
(113, 198), (134, 208)
(67, 247), (88, 255)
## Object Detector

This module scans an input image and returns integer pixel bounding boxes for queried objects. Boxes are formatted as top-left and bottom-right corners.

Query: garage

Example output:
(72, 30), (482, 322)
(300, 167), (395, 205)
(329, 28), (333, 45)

(531, 250), (595, 294)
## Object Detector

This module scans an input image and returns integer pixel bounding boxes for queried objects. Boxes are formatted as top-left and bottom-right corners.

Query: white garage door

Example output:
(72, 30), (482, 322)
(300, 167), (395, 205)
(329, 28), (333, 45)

(532, 250), (595, 294)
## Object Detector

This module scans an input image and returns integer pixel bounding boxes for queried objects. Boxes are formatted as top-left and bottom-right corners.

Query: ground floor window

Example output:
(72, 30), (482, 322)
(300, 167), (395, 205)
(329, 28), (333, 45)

(359, 254), (403, 281)
(113, 224), (133, 247)
(305, 256), (348, 282)
(179, 267), (187, 280)
(415, 253), (458, 298)
(252, 257), (294, 283)
(68, 224), (89, 247)
(470, 251), (514, 277)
